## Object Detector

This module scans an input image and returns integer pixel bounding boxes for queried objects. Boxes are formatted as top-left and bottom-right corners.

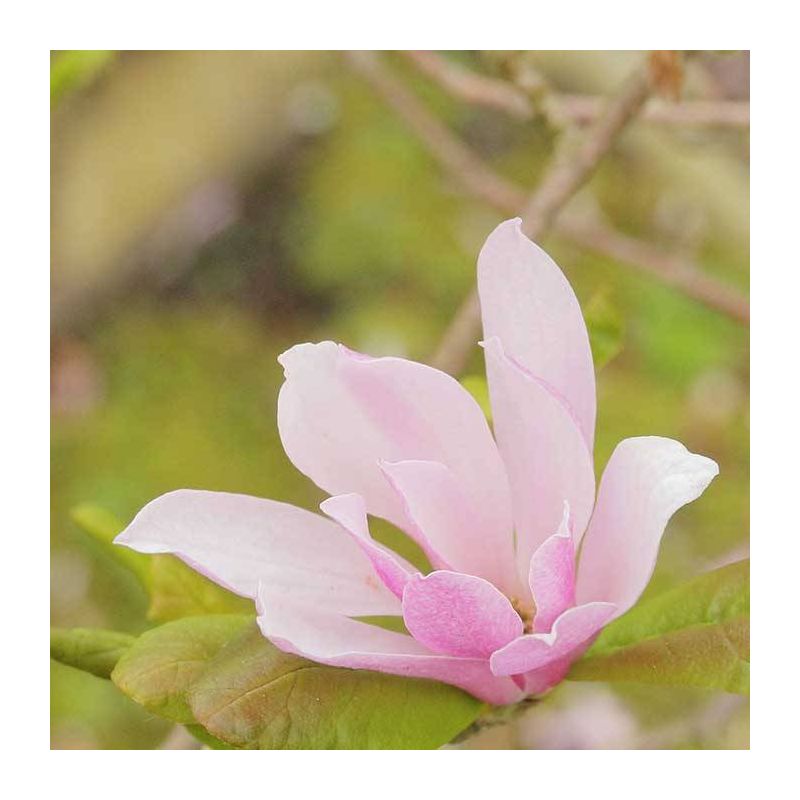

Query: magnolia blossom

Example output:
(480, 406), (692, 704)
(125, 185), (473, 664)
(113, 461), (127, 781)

(116, 219), (718, 705)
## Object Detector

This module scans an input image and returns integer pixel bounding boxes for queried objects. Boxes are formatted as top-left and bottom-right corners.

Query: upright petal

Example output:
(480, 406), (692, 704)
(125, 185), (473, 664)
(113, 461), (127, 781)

(401, 571), (523, 658)
(529, 503), (576, 632)
(321, 493), (417, 599)
(576, 437), (719, 615)
(115, 489), (400, 616)
(489, 602), (617, 677)
(277, 342), (514, 572)
(257, 588), (525, 706)
(478, 218), (596, 446)
(379, 459), (520, 597)
(482, 337), (595, 582)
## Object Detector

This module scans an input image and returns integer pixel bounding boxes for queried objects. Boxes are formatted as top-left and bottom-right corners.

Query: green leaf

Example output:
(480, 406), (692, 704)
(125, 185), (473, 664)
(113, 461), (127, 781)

(71, 502), (252, 621)
(570, 559), (749, 694)
(51, 627), (136, 679)
(147, 556), (253, 622)
(188, 623), (484, 749)
(112, 615), (252, 723)
(70, 503), (150, 586)
(584, 290), (624, 370)
(184, 724), (236, 750)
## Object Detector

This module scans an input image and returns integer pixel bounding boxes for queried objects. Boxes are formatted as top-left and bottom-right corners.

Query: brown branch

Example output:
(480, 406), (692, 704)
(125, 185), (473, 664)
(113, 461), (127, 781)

(430, 62), (652, 374)
(405, 50), (750, 129)
(349, 51), (749, 376)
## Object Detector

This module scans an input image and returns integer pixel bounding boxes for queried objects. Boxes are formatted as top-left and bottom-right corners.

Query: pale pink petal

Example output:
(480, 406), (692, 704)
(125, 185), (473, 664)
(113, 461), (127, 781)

(401, 571), (523, 658)
(114, 489), (399, 616)
(277, 343), (515, 571)
(489, 602), (616, 677)
(519, 655), (576, 696)
(257, 588), (525, 705)
(482, 337), (595, 583)
(529, 502), (576, 632)
(379, 459), (521, 598)
(576, 436), (719, 616)
(478, 218), (596, 446)
(320, 493), (417, 599)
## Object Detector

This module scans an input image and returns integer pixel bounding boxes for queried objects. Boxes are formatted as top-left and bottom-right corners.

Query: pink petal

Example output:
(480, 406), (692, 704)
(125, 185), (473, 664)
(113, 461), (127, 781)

(320, 493), (417, 599)
(481, 337), (595, 583)
(529, 503), (576, 632)
(478, 218), (596, 446)
(489, 602), (617, 677)
(576, 436), (719, 615)
(256, 588), (525, 705)
(379, 459), (521, 598)
(401, 571), (523, 658)
(114, 489), (399, 616)
(519, 656), (576, 696)
(277, 342), (515, 569)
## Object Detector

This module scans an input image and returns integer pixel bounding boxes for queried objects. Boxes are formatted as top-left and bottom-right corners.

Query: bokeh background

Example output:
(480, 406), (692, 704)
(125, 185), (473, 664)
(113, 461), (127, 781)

(51, 50), (749, 749)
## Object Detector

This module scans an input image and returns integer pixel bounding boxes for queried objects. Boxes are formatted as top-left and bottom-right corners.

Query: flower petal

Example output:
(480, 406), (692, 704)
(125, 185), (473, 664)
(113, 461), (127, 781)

(320, 493), (417, 599)
(576, 436), (719, 615)
(489, 602), (617, 677)
(481, 337), (595, 583)
(478, 218), (596, 446)
(115, 489), (399, 616)
(401, 571), (523, 658)
(529, 503), (576, 632)
(257, 588), (525, 705)
(379, 459), (520, 597)
(519, 656), (576, 696)
(277, 342), (514, 561)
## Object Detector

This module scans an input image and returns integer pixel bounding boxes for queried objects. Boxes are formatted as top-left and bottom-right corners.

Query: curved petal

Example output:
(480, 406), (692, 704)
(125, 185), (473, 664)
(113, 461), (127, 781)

(482, 337), (595, 582)
(529, 502), (576, 632)
(576, 436), (719, 616)
(277, 342), (514, 561)
(379, 459), (520, 597)
(257, 588), (525, 706)
(519, 656), (576, 696)
(489, 602), (617, 677)
(401, 571), (523, 658)
(321, 493), (417, 599)
(478, 218), (596, 446)
(115, 489), (400, 616)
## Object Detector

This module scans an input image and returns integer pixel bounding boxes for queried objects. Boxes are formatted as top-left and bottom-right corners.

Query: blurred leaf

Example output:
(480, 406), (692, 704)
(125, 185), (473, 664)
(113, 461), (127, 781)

(70, 503), (150, 586)
(71, 502), (252, 622)
(461, 375), (492, 422)
(51, 627), (136, 679)
(355, 615), (409, 634)
(584, 291), (624, 370)
(184, 724), (236, 749)
(51, 50), (114, 106)
(570, 560), (749, 694)
(112, 615), (252, 724)
(188, 622), (483, 749)
(147, 556), (253, 622)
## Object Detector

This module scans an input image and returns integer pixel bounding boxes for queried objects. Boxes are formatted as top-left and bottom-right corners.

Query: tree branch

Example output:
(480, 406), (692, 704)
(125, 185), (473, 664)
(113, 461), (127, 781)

(405, 50), (750, 129)
(348, 50), (748, 376)
(430, 61), (651, 374)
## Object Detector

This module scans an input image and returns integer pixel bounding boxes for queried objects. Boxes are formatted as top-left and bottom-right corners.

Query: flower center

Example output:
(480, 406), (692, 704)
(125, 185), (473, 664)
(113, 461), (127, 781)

(510, 597), (535, 634)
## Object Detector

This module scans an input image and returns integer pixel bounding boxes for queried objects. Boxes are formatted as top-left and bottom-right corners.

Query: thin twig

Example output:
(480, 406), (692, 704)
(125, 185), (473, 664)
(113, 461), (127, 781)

(405, 51), (750, 128)
(347, 51), (749, 374)
(430, 62), (652, 374)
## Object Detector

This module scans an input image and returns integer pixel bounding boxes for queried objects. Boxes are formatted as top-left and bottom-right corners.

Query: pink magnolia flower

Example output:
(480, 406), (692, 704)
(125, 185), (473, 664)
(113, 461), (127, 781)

(116, 219), (718, 705)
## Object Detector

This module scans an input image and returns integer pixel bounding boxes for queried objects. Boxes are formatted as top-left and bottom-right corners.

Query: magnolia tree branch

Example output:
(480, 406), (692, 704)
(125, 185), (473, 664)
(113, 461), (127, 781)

(405, 50), (750, 128)
(429, 64), (652, 374)
(348, 50), (748, 376)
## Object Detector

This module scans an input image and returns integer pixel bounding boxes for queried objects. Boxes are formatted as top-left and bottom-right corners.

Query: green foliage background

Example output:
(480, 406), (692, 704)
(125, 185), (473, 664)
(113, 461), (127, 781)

(51, 51), (749, 749)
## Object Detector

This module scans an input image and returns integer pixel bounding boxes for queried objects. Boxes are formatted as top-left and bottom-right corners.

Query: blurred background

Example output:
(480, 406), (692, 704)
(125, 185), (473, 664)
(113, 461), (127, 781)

(50, 50), (749, 749)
